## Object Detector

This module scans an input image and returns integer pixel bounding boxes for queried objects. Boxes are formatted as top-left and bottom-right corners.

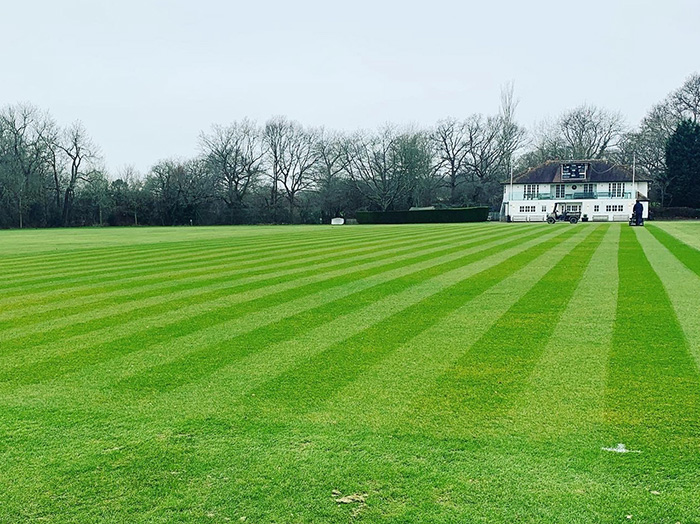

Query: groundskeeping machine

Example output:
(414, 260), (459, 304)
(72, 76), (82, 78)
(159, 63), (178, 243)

(628, 214), (645, 227)
(546, 202), (580, 224)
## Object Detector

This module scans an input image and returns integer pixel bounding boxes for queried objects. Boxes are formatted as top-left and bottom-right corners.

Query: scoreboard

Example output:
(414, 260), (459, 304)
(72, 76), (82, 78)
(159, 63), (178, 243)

(561, 163), (588, 180)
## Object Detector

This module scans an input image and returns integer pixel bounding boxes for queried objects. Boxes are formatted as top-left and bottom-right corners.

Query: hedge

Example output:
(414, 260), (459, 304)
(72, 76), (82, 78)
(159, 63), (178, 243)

(356, 207), (489, 224)
(652, 207), (700, 219)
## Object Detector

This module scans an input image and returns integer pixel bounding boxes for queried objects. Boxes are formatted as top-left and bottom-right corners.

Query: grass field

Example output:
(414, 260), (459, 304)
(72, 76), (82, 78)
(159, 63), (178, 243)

(1, 221), (700, 523)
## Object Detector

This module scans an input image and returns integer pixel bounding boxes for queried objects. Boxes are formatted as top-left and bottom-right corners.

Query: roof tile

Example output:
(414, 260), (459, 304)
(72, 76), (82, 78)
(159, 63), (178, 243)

(506, 160), (650, 184)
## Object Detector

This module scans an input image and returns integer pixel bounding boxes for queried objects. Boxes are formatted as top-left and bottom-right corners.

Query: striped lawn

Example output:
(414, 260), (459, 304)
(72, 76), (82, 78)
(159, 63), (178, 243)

(1, 223), (700, 523)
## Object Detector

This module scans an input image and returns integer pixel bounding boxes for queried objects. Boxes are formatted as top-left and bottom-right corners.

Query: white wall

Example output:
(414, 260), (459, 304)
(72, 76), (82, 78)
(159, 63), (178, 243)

(503, 181), (650, 222)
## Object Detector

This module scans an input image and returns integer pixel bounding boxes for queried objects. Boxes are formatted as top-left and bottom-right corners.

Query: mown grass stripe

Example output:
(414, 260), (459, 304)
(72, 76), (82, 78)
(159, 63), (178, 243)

(0, 226), (546, 381)
(106, 227), (574, 395)
(0, 223), (447, 283)
(300, 226), (614, 433)
(0, 225), (476, 291)
(649, 222), (700, 251)
(506, 224), (619, 439)
(0, 223), (482, 273)
(0, 225), (482, 325)
(2, 227), (517, 370)
(0, 225), (490, 309)
(0, 224), (460, 268)
(0, 225), (496, 297)
(0, 225), (487, 330)
(403, 225), (606, 438)
(222, 226), (591, 422)
(632, 230), (700, 517)
(38, 226), (575, 409)
(603, 227), (700, 445)
(3, 224), (700, 524)
(0, 225), (429, 272)
(647, 223), (700, 278)
(0, 226), (521, 359)
(637, 228), (700, 369)
(591, 227), (700, 522)
(0, 234), (303, 277)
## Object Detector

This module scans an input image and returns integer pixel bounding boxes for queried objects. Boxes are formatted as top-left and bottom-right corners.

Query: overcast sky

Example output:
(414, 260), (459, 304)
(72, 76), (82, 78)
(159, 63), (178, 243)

(2, 0), (698, 174)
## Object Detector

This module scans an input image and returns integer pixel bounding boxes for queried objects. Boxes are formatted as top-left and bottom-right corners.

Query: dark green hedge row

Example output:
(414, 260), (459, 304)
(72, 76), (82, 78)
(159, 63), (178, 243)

(653, 206), (700, 218)
(356, 207), (489, 224)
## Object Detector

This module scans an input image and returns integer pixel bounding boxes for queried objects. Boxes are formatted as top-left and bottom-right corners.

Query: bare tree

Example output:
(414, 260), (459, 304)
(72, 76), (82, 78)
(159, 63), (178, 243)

(670, 72), (700, 123)
(314, 128), (349, 187)
(558, 104), (626, 159)
(497, 82), (526, 173)
(522, 104), (626, 171)
(38, 118), (63, 218)
(200, 120), (263, 224)
(147, 158), (212, 225)
(313, 128), (351, 220)
(462, 115), (504, 180)
(620, 73), (700, 205)
(620, 104), (676, 205)
(345, 125), (415, 211)
(263, 117), (287, 221)
(57, 121), (100, 226)
(398, 129), (439, 207)
(111, 165), (144, 225)
(432, 118), (469, 204)
(0, 104), (56, 227)
(432, 87), (523, 206)
(518, 118), (569, 169)
(147, 160), (178, 225)
(83, 170), (110, 226)
(263, 117), (318, 222)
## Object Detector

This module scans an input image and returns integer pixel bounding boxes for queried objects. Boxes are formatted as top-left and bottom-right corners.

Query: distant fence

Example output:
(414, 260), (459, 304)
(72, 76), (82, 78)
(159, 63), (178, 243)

(356, 207), (489, 224)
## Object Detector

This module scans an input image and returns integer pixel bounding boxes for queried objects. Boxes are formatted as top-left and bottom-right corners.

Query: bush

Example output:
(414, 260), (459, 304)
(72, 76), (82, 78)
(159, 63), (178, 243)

(653, 207), (700, 219)
(356, 207), (489, 224)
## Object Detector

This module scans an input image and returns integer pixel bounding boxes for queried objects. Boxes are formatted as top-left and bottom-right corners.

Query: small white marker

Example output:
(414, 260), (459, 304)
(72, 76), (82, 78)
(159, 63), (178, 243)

(602, 443), (641, 453)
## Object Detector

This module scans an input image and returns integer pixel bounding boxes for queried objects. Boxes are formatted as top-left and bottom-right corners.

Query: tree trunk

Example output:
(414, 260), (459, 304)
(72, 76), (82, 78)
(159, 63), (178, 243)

(271, 178), (278, 222)
(62, 189), (72, 227)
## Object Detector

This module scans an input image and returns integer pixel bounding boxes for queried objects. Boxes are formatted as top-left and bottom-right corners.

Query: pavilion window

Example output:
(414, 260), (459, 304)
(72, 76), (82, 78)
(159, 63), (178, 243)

(609, 182), (625, 198)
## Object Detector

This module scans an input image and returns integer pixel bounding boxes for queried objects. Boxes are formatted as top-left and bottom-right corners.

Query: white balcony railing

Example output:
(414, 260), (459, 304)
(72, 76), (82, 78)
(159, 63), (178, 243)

(510, 192), (631, 200)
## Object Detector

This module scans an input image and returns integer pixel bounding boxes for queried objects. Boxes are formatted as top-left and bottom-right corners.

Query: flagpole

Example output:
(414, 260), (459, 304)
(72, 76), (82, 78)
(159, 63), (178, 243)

(632, 152), (636, 199)
(509, 164), (514, 219)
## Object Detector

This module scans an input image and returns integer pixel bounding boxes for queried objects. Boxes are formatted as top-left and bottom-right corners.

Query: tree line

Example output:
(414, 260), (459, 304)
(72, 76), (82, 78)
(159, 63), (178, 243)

(1, 75), (698, 228)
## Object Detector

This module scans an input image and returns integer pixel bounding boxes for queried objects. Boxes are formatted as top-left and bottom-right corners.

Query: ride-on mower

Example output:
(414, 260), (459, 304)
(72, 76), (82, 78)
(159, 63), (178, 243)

(546, 202), (580, 224)
(628, 215), (644, 227)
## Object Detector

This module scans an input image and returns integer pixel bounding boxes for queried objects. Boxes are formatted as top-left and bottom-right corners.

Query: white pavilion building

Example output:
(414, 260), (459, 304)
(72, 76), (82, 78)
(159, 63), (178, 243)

(500, 161), (650, 222)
